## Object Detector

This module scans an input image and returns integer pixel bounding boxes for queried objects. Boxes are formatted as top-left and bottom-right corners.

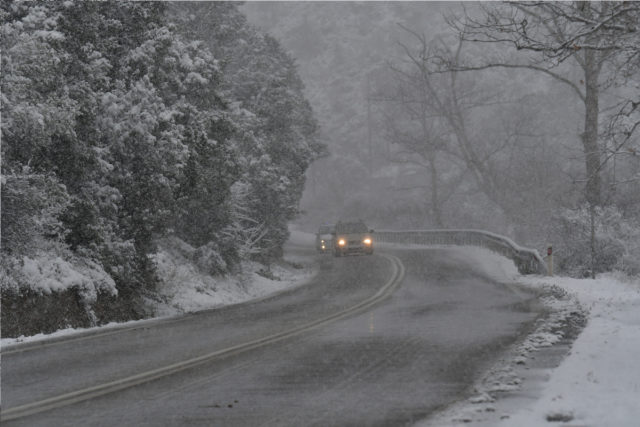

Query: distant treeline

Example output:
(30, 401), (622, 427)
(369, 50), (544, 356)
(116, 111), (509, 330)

(1, 1), (324, 334)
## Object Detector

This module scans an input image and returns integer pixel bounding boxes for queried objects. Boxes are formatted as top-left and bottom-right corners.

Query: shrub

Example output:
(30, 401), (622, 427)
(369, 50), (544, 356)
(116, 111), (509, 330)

(551, 204), (634, 277)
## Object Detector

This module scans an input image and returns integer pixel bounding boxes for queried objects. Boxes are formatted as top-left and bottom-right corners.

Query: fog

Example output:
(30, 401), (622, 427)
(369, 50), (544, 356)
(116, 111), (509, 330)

(244, 2), (640, 277)
(2, 2), (638, 337)
(2, 4), (639, 424)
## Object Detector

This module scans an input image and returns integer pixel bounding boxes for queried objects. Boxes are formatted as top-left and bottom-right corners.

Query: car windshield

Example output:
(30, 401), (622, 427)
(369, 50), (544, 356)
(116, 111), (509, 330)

(335, 222), (368, 234)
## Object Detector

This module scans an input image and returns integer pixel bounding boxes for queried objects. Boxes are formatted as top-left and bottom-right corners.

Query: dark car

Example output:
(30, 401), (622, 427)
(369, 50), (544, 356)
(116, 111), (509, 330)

(333, 220), (374, 256)
(315, 224), (334, 253)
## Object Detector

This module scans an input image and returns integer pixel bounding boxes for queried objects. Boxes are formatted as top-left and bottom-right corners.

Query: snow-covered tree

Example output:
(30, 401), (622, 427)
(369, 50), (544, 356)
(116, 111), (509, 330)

(1, 1), (322, 334)
(170, 2), (323, 260)
(449, 2), (640, 208)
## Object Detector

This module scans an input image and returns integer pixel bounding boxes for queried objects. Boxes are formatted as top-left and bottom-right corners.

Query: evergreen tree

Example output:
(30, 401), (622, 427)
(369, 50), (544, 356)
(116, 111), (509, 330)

(170, 2), (323, 260)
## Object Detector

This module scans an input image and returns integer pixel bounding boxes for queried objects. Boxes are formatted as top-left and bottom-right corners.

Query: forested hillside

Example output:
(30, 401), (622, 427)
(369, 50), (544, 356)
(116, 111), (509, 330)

(244, 2), (640, 278)
(2, 2), (639, 338)
(1, 2), (322, 336)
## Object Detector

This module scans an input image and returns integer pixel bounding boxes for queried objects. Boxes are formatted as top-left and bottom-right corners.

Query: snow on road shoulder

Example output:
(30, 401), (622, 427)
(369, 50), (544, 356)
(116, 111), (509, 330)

(1, 229), (318, 348)
(379, 243), (521, 284)
(506, 273), (640, 427)
(151, 257), (316, 317)
(151, 232), (317, 317)
(151, 227), (317, 316)
(417, 248), (640, 427)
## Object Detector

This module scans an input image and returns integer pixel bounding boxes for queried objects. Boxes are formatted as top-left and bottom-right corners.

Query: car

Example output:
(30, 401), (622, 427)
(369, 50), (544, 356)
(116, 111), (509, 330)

(315, 224), (334, 253)
(332, 220), (374, 256)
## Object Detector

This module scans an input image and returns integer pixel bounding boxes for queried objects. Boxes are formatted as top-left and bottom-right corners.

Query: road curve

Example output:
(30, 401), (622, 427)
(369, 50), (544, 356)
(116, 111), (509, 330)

(2, 247), (542, 426)
(1, 254), (403, 422)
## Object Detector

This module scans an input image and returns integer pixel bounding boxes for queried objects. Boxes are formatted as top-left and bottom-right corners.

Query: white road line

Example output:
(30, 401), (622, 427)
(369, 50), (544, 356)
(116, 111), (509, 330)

(1, 268), (319, 357)
(1, 253), (405, 422)
(0, 316), (199, 357)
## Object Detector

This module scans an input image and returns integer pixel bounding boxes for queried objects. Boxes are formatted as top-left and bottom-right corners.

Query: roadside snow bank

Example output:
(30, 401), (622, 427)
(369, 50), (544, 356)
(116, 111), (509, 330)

(151, 231), (317, 316)
(1, 248), (118, 338)
(1, 229), (318, 347)
(1, 250), (116, 298)
(418, 269), (640, 427)
(506, 273), (640, 426)
(152, 252), (316, 317)
(379, 243), (521, 284)
(444, 246), (520, 284)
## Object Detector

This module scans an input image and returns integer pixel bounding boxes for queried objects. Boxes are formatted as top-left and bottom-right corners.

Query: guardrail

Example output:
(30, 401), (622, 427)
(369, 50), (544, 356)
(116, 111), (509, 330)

(374, 229), (547, 275)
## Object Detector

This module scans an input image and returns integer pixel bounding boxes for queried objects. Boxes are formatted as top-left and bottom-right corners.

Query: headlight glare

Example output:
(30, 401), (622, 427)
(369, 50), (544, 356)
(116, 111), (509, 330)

(363, 238), (372, 245)
(338, 239), (346, 246)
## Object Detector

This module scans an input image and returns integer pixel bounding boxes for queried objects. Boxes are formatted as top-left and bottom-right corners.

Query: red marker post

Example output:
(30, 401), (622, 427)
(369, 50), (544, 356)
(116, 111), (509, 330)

(546, 246), (553, 276)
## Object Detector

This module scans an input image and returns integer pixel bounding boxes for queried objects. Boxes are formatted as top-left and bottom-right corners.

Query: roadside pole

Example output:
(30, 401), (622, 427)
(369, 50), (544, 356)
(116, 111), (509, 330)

(546, 246), (553, 276)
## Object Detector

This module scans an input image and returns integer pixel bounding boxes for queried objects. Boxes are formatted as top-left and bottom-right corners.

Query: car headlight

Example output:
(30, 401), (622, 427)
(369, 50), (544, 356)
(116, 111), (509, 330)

(338, 238), (346, 246)
(363, 238), (372, 245)
(321, 239), (325, 244)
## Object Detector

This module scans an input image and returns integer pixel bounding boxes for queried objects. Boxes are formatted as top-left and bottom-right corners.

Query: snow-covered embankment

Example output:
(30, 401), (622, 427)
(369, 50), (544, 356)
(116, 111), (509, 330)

(1, 229), (318, 348)
(419, 247), (640, 426)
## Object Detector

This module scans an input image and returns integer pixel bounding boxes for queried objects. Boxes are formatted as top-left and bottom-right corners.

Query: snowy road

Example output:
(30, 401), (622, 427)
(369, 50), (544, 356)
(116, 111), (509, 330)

(1, 247), (544, 426)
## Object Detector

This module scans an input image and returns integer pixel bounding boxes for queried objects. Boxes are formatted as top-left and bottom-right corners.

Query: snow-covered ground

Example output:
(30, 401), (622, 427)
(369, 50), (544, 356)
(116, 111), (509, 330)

(1, 229), (319, 348)
(418, 247), (640, 427)
(150, 230), (317, 317)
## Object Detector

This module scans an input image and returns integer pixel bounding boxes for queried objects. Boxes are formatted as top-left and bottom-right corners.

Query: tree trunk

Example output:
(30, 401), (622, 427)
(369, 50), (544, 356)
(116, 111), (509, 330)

(581, 45), (602, 207)
(589, 202), (597, 279)
(428, 153), (444, 228)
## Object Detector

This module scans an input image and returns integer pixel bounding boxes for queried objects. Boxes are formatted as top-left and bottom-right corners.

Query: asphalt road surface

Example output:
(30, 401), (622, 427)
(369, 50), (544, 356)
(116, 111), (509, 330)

(1, 246), (543, 426)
